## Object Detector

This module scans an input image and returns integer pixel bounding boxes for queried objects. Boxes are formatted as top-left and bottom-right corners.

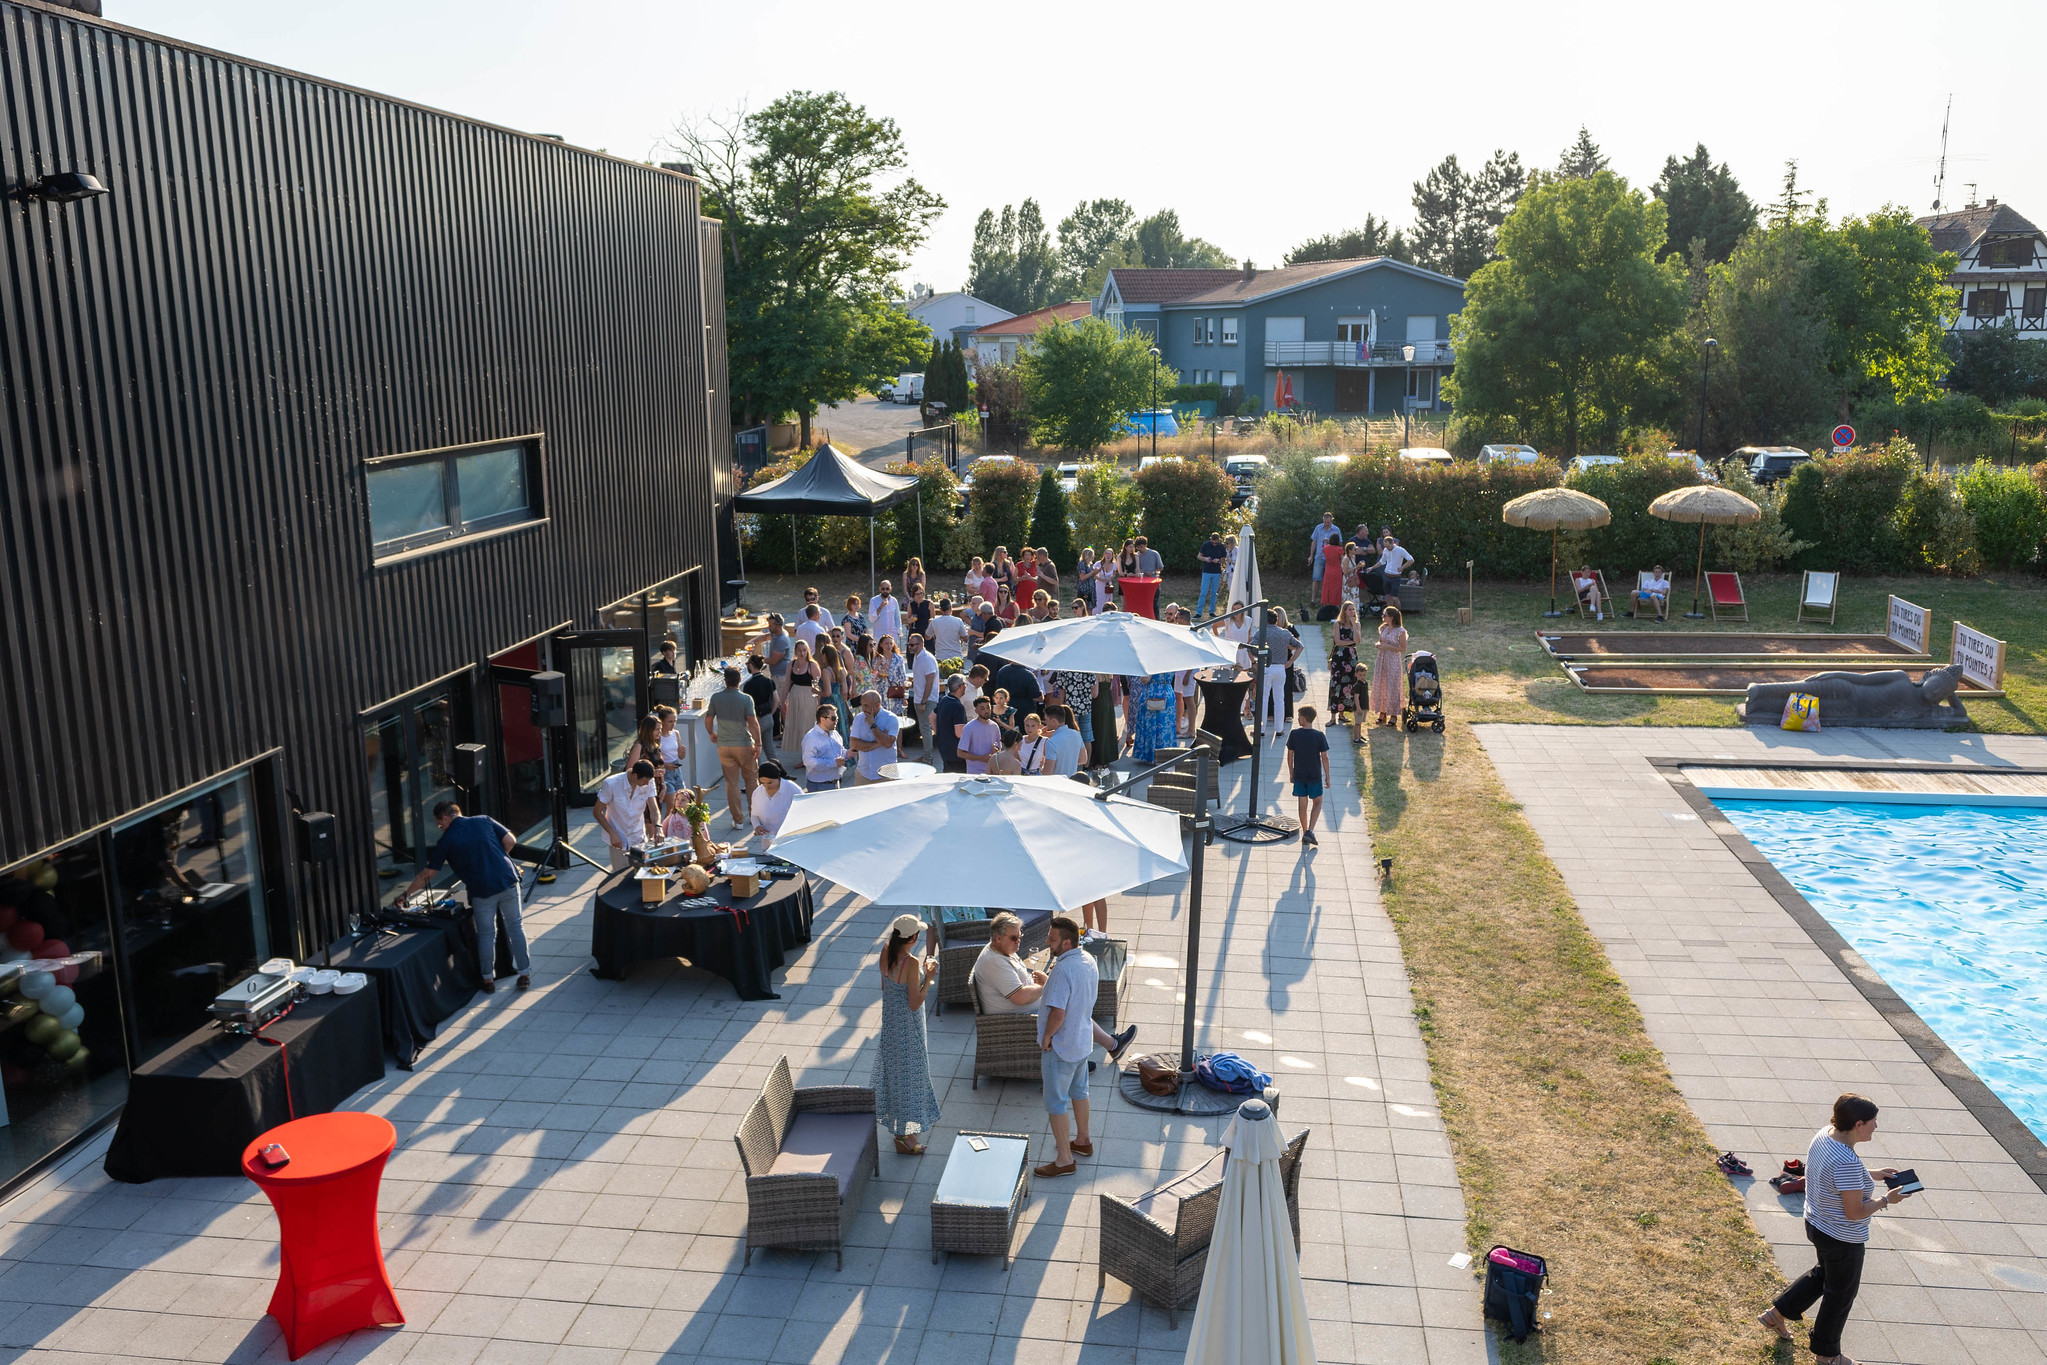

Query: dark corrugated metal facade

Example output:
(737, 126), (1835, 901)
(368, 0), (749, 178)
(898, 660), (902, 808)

(0, 0), (728, 947)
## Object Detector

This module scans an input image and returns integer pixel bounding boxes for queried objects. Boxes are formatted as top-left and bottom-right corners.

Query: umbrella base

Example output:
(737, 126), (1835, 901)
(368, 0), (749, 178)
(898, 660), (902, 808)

(1215, 812), (1300, 844)
(1541, 610), (1566, 619)
(1683, 611), (1707, 619)
(1116, 1053), (1280, 1117)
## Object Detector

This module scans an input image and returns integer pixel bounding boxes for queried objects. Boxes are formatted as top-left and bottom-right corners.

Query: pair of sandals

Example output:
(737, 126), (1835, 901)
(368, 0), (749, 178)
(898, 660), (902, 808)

(1756, 1306), (1858, 1362)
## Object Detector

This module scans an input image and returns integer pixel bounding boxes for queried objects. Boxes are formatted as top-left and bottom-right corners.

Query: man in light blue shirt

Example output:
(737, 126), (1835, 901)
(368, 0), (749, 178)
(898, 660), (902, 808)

(1035, 914), (1100, 1177)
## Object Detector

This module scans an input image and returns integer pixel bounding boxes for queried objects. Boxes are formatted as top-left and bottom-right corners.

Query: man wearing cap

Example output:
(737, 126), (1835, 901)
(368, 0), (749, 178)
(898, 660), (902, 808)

(401, 801), (531, 993)
(1035, 914), (1100, 1178)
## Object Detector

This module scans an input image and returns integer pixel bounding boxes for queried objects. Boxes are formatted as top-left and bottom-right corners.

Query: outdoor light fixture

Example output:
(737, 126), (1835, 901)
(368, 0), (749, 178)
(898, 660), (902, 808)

(1378, 857), (1393, 879)
(13, 170), (108, 205)
(1401, 344), (1417, 446)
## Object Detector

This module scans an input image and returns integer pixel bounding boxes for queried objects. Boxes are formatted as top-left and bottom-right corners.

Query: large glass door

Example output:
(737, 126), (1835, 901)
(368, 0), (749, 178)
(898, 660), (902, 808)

(554, 630), (648, 798)
(361, 680), (471, 907)
(488, 641), (562, 854)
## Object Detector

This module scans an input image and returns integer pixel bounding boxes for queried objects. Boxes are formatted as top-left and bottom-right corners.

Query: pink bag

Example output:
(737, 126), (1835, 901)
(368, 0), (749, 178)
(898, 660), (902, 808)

(1488, 1247), (1544, 1276)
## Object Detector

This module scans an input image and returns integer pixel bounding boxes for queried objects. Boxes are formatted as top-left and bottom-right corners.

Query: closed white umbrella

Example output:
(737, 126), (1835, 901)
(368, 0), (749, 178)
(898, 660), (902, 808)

(1225, 525), (1263, 615)
(1184, 1099), (1317, 1365)
(768, 773), (1187, 911)
(983, 611), (1238, 675)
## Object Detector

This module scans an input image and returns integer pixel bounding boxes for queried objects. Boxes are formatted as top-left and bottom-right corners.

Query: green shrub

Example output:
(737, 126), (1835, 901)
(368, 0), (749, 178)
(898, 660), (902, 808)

(1708, 462), (1811, 574)
(1171, 382), (1225, 402)
(1029, 465), (1077, 569)
(968, 458), (1039, 556)
(882, 457), (961, 569)
(1780, 441), (1912, 573)
(1071, 460), (1138, 557)
(1895, 469), (1980, 575)
(1559, 456), (1703, 573)
(1954, 461), (2046, 570)
(1135, 458), (1236, 572)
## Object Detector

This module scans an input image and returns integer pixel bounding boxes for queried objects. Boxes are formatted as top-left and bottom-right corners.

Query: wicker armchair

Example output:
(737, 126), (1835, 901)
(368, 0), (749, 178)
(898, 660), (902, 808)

(1086, 937), (1130, 1031)
(932, 908), (1051, 1015)
(733, 1055), (879, 1270)
(969, 972), (1043, 1089)
(1098, 1128), (1311, 1327)
(1155, 746), (1220, 801)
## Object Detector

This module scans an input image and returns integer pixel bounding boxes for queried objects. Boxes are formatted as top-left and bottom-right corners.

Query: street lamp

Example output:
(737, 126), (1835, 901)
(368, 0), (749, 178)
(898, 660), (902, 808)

(1148, 346), (1161, 462)
(1401, 343), (1416, 447)
(1694, 337), (1718, 457)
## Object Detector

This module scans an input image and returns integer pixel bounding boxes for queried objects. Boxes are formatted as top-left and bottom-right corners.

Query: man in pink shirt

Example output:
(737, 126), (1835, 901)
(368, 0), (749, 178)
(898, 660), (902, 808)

(958, 696), (1001, 775)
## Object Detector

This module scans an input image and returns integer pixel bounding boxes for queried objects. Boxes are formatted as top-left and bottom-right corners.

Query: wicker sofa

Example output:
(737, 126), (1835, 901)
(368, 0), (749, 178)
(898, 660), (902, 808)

(1097, 1128), (1310, 1327)
(733, 1056), (878, 1270)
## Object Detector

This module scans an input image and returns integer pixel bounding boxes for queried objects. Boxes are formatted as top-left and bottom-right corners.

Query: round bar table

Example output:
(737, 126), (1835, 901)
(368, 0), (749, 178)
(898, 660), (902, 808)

(1119, 576), (1162, 619)
(243, 1112), (404, 1360)
(1194, 667), (1254, 763)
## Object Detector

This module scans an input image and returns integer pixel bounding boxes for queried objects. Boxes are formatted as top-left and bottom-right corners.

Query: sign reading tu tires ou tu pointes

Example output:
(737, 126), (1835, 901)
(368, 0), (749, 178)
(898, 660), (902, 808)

(1887, 595), (1930, 654)
(1952, 621), (2006, 689)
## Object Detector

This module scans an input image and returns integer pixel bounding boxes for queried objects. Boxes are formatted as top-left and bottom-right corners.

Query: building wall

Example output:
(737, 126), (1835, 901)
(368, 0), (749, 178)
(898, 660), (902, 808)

(1943, 233), (2047, 338)
(0, 0), (725, 946)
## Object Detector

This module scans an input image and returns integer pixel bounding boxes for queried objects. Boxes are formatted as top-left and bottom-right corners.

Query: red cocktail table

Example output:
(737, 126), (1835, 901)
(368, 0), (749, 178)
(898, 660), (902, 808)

(1120, 576), (1162, 618)
(243, 1112), (404, 1359)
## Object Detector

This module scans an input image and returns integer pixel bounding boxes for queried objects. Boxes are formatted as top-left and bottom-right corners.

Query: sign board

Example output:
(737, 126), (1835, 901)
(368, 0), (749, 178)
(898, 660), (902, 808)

(1831, 424), (1856, 450)
(1886, 595), (1930, 654)
(1952, 621), (2007, 689)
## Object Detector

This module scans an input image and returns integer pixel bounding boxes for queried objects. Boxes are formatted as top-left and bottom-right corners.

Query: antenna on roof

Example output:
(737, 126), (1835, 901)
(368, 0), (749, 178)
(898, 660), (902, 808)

(1931, 95), (1951, 212)
(1965, 181), (1979, 209)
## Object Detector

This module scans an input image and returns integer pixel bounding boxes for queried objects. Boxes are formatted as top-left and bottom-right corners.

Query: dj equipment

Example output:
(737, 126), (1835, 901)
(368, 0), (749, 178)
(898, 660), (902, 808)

(650, 675), (681, 706)
(530, 671), (567, 727)
(209, 969), (302, 1034)
(297, 811), (337, 864)
(454, 743), (488, 788)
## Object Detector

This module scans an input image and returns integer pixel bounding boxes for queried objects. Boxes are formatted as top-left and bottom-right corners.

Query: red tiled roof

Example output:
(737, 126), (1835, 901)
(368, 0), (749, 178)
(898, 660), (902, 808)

(973, 301), (1091, 336)
(1106, 267), (1247, 304)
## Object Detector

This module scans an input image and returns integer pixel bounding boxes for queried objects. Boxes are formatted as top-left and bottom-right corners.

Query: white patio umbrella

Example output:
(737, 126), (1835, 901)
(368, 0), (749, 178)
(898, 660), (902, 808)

(982, 611), (1238, 675)
(1225, 525), (1264, 616)
(1184, 1099), (1318, 1365)
(767, 773), (1187, 911)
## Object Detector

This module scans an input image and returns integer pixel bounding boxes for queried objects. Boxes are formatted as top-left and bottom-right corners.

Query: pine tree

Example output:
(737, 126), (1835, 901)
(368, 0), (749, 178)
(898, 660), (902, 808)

(1555, 126), (1609, 179)
(1029, 465), (1076, 571)
(921, 338), (942, 407)
(1411, 154), (1469, 276)
(1653, 143), (1757, 263)
(949, 343), (972, 413)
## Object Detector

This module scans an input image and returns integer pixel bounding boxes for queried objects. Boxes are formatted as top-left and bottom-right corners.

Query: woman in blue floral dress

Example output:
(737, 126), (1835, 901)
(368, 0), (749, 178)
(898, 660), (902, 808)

(1133, 671), (1178, 763)
(871, 914), (942, 1154)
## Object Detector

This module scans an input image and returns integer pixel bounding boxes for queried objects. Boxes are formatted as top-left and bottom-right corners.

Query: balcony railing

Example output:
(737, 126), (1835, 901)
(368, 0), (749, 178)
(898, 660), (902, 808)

(1263, 340), (1454, 368)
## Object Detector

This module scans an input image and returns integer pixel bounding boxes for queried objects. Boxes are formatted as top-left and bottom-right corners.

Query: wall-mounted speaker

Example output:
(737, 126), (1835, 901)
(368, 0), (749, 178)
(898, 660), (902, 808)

(297, 811), (337, 864)
(454, 742), (487, 788)
(530, 670), (567, 727)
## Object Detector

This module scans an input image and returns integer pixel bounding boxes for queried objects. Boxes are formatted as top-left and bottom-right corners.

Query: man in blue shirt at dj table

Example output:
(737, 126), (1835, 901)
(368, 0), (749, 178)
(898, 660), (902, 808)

(400, 801), (532, 993)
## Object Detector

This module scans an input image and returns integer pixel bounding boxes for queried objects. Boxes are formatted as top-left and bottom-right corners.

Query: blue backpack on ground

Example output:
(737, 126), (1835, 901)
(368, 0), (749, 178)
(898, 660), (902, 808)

(1193, 1052), (1272, 1094)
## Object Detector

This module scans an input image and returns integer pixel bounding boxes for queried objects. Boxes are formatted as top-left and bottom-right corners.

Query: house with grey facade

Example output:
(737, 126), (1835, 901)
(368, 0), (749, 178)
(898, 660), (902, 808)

(1096, 258), (1467, 415)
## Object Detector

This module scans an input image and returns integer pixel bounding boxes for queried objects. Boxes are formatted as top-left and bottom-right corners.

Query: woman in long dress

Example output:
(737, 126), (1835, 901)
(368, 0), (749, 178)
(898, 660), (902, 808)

(874, 633), (908, 716)
(1133, 672), (1177, 762)
(870, 915), (941, 1155)
(1329, 600), (1362, 727)
(1320, 539), (1345, 610)
(1076, 549), (1099, 613)
(1369, 605), (1409, 728)
(780, 641), (822, 777)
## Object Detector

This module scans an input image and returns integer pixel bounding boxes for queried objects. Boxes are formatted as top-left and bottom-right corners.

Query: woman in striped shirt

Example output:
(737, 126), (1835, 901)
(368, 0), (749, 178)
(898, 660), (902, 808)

(1758, 1093), (1913, 1362)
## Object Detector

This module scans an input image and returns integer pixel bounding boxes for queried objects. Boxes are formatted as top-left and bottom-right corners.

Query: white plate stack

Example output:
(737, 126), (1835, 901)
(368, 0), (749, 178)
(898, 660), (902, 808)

(331, 972), (369, 995)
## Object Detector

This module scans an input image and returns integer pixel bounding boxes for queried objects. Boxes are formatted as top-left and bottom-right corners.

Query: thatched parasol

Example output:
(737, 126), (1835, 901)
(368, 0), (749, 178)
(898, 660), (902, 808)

(1648, 485), (1761, 618)
(1502, 487), (1613, 617)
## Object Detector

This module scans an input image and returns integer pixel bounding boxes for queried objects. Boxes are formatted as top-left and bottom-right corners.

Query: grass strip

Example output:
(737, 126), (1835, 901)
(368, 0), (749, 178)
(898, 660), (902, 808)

(1362, 722), (1779, 1364)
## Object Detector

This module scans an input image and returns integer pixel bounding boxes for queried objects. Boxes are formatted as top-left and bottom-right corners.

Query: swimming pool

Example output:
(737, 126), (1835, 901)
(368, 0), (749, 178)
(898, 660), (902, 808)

(1718, 799), (2047, 1143)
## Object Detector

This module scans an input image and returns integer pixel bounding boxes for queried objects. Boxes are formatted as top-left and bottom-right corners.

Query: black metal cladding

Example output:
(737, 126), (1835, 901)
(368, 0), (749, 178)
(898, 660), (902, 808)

(0, 0), (727, 947)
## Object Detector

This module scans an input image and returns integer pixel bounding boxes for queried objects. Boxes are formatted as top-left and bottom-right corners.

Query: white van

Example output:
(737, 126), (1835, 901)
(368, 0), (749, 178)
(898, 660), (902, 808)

(878, 373), (923, 404)
(1397, 447), (1454, 466)
(1479, 444), (1540, 465)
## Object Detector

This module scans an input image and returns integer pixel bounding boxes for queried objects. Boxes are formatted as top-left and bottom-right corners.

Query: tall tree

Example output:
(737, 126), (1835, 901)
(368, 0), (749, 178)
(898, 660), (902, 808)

(1132, 209), (1232, 269)
(1769, 160), (1814, 226)
(1056, 198), (1136, 294)
(1689, 224), (1834, 447)
(1446, 171), (1689, 455)
(670, 92), (942, 447)
(1555, 126), (1609, 179)
(1794, 207), (1958, 414)
(1285, 213), (1414, 265)
(1018, 316), (1178, 451)
(1653, 144), (1756, 263)
(1411, 151), (1525, 278)
(966, 199), (1058, 314)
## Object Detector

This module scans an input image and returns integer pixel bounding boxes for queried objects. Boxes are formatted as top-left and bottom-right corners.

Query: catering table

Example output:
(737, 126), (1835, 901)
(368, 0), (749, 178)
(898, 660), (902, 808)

(103, 986), (385, 1183)
(243, 1112), (404, 1360)
(324, 921), (480, 1068)
(1195, 667), (1254, 762)
(1120, 576), (1162, 618)
(589, 871), (813, 998)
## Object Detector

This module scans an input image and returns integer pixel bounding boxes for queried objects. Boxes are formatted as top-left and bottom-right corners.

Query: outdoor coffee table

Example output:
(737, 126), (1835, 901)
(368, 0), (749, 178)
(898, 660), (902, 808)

(930, 1130), (1032, 1268)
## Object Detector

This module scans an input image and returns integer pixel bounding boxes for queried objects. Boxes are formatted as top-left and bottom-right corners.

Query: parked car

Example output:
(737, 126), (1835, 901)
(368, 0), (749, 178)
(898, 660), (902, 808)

(1665, 451), (1720, 482)
(1479, 443), (1540, 465)
(1312, 454), (1352, 467)
(878, 373), (923, 404)
(1570, 454), (1623, 473)
(1397, 447), (1454, 466)
(1056, 462), (1082, 494)
(1223, 454), (1269, 507)
(1738, 446), (1811, 485)
(1137, 454), (1183, 471)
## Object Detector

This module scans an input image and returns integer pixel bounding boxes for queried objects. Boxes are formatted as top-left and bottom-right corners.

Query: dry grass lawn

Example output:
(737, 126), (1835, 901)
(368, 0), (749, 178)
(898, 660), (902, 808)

(1361, 722), (1781, 1364)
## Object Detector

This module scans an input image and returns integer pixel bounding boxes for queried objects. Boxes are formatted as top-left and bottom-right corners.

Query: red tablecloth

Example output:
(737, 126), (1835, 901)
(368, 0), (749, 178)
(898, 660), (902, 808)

(243, 1112), (404, 1359)
(1121, 576), (1162, 618)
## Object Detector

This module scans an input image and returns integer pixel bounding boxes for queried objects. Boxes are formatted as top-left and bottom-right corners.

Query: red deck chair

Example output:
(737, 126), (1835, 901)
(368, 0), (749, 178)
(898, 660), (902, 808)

(1706, 571), (1747, 622)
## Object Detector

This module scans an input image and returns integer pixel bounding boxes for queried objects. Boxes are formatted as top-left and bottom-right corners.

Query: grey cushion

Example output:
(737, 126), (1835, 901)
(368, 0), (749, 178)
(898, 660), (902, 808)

(1129, 1159), (1224, 1235)
(933, 1136), (1029, 1208)
(770, 1111), (875, 1200)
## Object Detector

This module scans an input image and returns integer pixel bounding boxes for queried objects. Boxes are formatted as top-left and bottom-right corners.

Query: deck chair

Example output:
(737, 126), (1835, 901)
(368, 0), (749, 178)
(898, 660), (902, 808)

(1630, 571), (1670, 622)
(1707, 571), (1748, 622)
(1798, 571), (1838, 624)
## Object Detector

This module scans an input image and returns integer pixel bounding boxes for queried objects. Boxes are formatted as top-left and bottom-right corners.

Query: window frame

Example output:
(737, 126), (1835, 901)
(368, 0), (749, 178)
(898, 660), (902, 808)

(1192, 316), (1206, 345)
(1221, 317), (1238, 346)
(367, 434), (546, 561)
(1968, 290), (2011, 319)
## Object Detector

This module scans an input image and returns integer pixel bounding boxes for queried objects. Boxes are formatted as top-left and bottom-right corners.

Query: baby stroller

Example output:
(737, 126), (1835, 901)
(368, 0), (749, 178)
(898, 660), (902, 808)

(1403, 651), (1445, 733)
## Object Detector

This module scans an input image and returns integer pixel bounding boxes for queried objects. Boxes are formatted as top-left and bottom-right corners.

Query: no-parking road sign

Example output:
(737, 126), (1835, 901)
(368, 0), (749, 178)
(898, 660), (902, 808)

(1831, 424), (1856, 450)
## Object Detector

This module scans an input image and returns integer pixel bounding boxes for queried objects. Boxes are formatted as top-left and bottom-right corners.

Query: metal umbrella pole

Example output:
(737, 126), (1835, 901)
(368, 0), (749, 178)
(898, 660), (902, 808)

(1187, 599), (1298, 844)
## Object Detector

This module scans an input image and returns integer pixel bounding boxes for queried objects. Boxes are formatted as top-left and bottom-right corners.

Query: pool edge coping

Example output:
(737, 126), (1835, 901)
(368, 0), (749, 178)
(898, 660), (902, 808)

(1649, 756), (2047, 1196)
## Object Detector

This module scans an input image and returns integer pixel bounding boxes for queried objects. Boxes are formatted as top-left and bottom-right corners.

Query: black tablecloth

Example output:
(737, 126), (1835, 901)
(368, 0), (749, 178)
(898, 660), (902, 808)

(103, 986), (385, 1183)
(1196, 670), (1254, 763)
(589, 873), (813, 999)
(324, 923), (478, 1068)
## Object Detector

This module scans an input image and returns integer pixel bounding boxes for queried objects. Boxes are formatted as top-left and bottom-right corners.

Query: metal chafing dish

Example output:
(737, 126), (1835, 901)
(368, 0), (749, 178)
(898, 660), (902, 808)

(208, 969), (302, 1034)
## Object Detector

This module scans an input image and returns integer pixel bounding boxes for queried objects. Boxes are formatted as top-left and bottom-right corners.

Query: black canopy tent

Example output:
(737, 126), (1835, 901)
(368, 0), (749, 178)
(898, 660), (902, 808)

(731, 443), (923, 604)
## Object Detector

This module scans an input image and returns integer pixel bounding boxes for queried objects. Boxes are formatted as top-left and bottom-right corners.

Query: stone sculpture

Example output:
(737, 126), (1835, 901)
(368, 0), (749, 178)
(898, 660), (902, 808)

(1739, 663), (1967, 729)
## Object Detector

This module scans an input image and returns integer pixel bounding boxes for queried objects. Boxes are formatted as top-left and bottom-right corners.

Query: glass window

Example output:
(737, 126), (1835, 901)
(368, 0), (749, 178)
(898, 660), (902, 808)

(1221, 317), (1238, 345)
(368, 463), (449, 545)
(457, 448), (528, 523)
(2025, 287), (2045, 321)
(362, 685), (468, 908)
(111, 774), (272, 1064)
(1192, 317), (1204, 344)
(1221, 370), (1238, 387)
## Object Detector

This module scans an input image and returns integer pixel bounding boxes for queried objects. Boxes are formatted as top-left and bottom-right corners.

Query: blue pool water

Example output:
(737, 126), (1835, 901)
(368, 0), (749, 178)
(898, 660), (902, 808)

(1718, 799), (2047, 1142)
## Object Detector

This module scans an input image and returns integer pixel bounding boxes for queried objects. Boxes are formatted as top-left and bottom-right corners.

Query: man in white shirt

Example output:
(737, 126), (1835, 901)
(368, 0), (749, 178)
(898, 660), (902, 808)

(872, 581), (903, 646)
(848, 690), (902, 785)
(593, 760), (662, 871)
(972, 914), (1136, 1058)
(908, 633), (941, 758)
(1365, 535), (1414, 602)
(1038, 704), (1085, 776)
(748, 761), (800, 847)
(799, 586), (835, 630)
(927, 599), (969, 662)
(793, 603), (828, 653)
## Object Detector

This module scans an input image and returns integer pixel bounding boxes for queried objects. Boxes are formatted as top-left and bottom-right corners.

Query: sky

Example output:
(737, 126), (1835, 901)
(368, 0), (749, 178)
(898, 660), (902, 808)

(120, 0), (2041, 291)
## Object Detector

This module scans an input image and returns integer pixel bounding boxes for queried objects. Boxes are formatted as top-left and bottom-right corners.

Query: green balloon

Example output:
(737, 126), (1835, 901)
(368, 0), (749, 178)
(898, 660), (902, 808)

(23, 1014), (59, 1046)
(45, 1030), (80, 1062)
(64, 1048), (90, 1074)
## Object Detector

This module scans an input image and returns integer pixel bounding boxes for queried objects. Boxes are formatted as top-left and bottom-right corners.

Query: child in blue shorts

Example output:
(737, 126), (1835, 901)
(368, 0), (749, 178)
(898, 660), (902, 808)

(1286, 705), (1331, 847)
